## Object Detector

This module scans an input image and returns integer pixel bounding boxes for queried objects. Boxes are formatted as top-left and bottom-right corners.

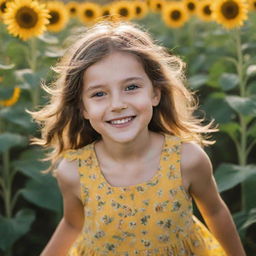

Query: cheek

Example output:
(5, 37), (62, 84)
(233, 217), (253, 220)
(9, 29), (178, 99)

(83, 101), (106, 120)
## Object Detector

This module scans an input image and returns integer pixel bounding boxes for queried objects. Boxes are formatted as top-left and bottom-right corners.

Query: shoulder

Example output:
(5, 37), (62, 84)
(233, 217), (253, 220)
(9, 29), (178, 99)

(55, 158), (80, 196)
(180, 142), (213, 192)
(181, 142), (212, 171)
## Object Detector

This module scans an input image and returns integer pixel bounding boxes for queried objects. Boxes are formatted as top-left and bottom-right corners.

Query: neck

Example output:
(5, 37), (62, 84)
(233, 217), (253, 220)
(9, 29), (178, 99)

(98, 130), (156, 163)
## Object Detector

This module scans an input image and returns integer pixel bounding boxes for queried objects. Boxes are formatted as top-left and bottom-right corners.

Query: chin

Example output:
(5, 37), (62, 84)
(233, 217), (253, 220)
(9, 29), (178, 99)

(104, 131), (141, 144)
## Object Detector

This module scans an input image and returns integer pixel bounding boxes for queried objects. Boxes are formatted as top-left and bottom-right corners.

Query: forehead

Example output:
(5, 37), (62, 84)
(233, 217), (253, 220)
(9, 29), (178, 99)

(83, 51), (149, 87)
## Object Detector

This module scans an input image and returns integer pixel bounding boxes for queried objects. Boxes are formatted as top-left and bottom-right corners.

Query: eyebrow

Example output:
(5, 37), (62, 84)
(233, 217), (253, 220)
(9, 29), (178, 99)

(85, 76), (144, 92)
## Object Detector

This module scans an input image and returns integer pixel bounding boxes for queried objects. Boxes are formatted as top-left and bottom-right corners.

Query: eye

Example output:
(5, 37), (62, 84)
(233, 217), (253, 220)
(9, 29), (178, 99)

(91, 91), (106, 97)
(125, 84), (139, 91)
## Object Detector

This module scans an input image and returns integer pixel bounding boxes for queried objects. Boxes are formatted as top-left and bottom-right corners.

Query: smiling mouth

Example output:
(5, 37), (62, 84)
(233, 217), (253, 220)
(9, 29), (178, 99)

(107, 116), (136, 125)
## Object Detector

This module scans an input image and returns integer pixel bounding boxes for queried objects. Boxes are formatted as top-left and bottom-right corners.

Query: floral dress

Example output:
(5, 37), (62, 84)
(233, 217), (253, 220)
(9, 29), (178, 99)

(63, 134), (227, 256)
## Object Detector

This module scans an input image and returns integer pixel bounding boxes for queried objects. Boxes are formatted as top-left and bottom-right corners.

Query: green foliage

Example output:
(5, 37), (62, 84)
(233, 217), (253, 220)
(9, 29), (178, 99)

(0, 209), (35, 251)
(215, 164), (256, 192)
(0, 9), (256, 256)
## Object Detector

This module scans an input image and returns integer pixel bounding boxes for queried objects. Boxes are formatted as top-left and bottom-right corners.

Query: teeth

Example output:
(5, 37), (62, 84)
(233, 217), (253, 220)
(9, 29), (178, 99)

(110, 117), (133, 125)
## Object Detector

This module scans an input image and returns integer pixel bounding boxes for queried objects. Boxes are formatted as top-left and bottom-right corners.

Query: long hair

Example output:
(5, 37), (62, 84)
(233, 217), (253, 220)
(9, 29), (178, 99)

(30, 21), (217, 172)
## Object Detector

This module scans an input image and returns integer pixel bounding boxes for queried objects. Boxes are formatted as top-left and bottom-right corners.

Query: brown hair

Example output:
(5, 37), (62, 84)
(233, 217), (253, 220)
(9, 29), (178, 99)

(30, 21), (216, 172)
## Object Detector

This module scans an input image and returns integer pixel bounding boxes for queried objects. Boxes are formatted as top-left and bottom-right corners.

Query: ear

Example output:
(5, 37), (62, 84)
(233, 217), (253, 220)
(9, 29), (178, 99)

(83, 108), (89, 120)
(152, 87), (161, 107)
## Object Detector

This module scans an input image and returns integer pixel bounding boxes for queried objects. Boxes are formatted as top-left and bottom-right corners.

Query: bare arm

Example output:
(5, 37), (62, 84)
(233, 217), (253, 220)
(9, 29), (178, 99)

(181, 143), (246, 256)
(40, 159), (84, 256)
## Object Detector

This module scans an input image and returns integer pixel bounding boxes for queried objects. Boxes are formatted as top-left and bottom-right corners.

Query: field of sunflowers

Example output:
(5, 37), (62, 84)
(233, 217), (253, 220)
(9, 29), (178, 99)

(0, 0), (256, 255)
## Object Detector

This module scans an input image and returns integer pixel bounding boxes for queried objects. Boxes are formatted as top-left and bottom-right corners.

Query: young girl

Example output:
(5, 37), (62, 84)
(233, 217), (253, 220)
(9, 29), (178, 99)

(32, 21), (246, 256)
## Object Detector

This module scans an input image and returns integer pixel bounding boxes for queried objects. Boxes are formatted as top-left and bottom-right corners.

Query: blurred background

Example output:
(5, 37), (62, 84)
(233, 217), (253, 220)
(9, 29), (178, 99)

(0, 0), (256, 255)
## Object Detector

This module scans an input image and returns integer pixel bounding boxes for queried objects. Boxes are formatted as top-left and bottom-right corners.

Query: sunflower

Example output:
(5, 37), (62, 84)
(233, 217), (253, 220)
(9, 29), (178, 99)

(66, 1), (79, 17)
(183, 0), (197, 15)
(101, 4), (111, 18)
(211, 0), (248, 29)
(0, 87), (21, 107)
(162, 2), (189, 28)
(0, 0), (7, 16)
(2, 0), (49, 40)
(248, 0), (256, 11)
(148, 0), (165, 13)
(110, 1), (135, 21)
(78, 2), (102, 24)
(46, 1), (69, 32)
(99, 4), (120, 21)
(133, 1), (148, 19)
(196, 0), (213, 21)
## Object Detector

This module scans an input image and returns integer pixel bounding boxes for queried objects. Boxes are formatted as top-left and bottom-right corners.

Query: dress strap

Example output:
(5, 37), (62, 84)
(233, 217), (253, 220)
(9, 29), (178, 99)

(62, 143), (96, 206)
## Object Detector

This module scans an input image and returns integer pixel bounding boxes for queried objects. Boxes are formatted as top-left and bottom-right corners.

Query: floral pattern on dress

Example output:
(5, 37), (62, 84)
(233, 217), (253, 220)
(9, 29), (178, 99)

(64, 134), (227, 256)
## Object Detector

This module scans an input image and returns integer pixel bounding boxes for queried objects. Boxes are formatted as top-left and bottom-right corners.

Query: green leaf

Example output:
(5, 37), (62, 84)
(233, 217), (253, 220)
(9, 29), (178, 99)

(20, 178), (62, 212)
(15, 149), (60, 211)
(248, 123), (256, 138)
(219, 73), (239, 91)
(232, 211), (247, 237)
(0, 133), (27, 153)
(242, 176), (256, 211)
(189, 54), (206, 74)
(0, 63), (15, 70)
(214, 164), (256, 192)
(6, 41), (27, 67)
(0, 107), (35, 130)
(0, 209), (35, 251)
(208, 61), (228, 88)
(246, 65), (256, 77)
(225, 95), (256, 116)
(219, 122), (240, 141)
(247, 81), (256, 95)
(12, 148), (50, 182)
(0, 87), (15, 100)
(15, 69), (45, 89)
(188, 74), (208, 89)
(44, 46), (65, 58)
(241, 208), (256, 230)
(38, 33), (59, 44)
(202, 92), (234, 124)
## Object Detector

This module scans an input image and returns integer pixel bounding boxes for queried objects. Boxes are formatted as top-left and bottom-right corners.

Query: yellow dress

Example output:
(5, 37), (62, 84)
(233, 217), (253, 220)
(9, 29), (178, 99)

(63, 134), (227, 256)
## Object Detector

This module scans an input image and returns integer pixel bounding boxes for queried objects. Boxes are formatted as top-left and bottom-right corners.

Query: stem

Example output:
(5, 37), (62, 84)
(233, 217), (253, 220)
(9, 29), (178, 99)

(235, 29), (246, 98)
(0, 114), (4, 133)
(29, 37), (37, 72)
(29, 38), (39, 108)
(235, 29), (247, 166)
(234, 29), (251, 211)
(238, 114), (247, 166)
(3, 150), (12, 218)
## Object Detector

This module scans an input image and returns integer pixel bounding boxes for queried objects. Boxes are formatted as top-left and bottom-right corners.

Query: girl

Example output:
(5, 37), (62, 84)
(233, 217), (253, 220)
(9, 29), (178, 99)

(32, 21), (246, 256)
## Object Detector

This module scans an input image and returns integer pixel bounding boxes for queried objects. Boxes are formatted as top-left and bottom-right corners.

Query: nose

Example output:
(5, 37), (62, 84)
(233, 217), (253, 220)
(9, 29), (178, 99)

(109, 93), (127, 112)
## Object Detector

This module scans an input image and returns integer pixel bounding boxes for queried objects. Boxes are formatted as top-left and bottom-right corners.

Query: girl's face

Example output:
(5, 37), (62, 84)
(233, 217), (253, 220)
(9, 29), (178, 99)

(82, 51), (160, 145)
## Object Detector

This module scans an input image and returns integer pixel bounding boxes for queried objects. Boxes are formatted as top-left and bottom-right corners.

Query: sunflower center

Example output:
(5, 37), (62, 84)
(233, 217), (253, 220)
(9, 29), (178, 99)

(171, 10), (181, 20)
(156, 3), (162, 10)
(136, 6), (142, 14)
(221, 1), (239, 19)
(15, 6), (38, 29)
(103, 10), (110, 16)
(187, 2), (195, 11)
(70, 7), (76, 14)
(49, 11), (60, 24)
(0, 1), (6, 13)
(203, 5), (211, 15)
(119, 7), (128, 17)
(85, 9), (94, 17)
